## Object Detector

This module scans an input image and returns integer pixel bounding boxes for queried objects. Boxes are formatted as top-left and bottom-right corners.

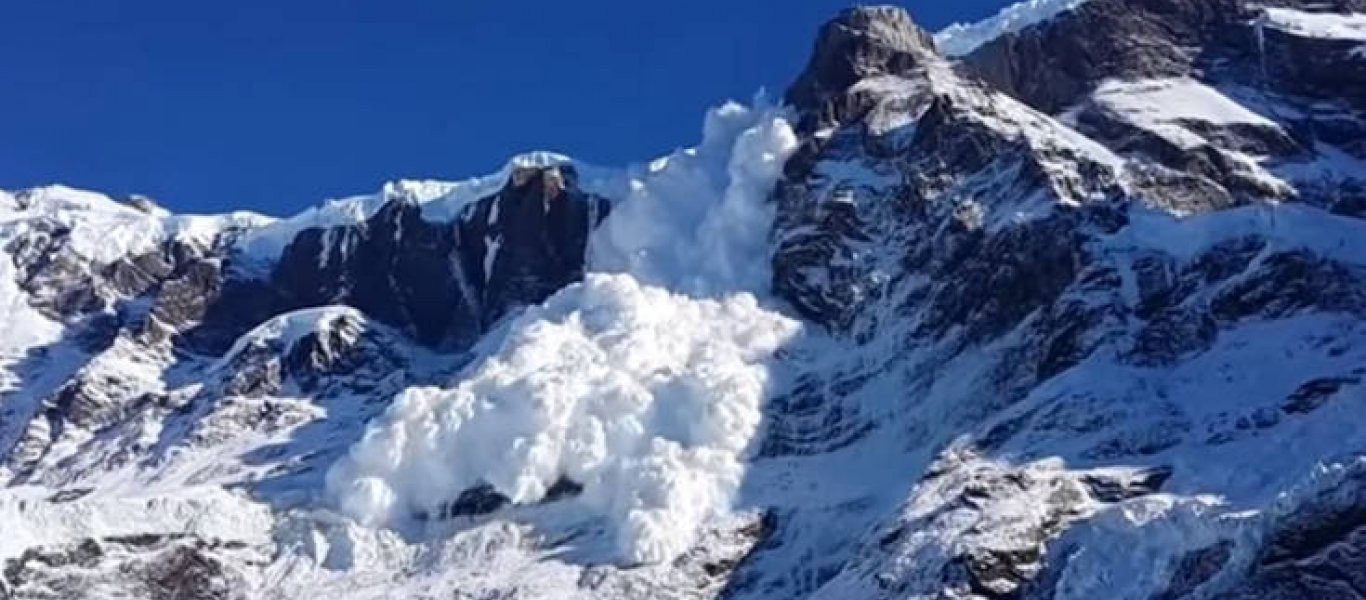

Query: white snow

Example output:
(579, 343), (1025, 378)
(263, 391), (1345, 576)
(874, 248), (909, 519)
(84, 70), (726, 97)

(0, 484), (273, 562)
(589, 99), (800, 295)
(482, 235), (502, 280)
(935, 0), (1091, 57)
(1119, 201), (1366, 265)
(1090, 78), (1284, 149)
(1261, 7), (1366, 42)
(327, 99), (803, 565)
(3, 185), (168, 264)
(233, 152), (620, 263)
(0, 185), (271, 264)
(216, 306), (367, 369)
(0, 237), (62, 357)
(327, 275), (800, 564)
(7, 18), (1365, 594)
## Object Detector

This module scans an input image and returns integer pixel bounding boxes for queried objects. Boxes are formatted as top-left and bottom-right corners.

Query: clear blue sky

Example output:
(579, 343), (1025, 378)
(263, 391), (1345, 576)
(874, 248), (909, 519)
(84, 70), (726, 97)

(0, 1), (1013, 216)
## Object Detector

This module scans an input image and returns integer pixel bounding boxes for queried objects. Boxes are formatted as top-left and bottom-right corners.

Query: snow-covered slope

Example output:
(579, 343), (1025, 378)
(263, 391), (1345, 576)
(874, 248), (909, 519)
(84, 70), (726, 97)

(0, 98), (808, 599)
(3, 2), (1366, 599)
(1262, 6), (1366, 41)
(233, 151), (622, 264)
(935, 0), (1091, 56)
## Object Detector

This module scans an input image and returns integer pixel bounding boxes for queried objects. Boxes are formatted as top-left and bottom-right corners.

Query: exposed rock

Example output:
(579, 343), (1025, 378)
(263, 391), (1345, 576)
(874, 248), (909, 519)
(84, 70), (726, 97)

(786, 5), (940, 131)
(1283, 376), (1362, 414)
(1080, 465), (1173, 503)
(1213, 468), (1366, 599)
(2, 535), (251, 600)
(1150, 541), (1235, 600)
(271, 165), (609, 348)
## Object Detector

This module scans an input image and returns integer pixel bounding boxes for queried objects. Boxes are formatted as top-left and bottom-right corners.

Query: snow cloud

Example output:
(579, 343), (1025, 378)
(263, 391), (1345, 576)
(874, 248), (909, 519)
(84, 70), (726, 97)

(327, 99), (802, 564)
(589, 98), (799, 295)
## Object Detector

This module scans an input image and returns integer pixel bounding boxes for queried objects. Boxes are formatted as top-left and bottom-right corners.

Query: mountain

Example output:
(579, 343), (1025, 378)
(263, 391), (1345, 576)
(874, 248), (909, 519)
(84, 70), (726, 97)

(3, 1), (1365, 598)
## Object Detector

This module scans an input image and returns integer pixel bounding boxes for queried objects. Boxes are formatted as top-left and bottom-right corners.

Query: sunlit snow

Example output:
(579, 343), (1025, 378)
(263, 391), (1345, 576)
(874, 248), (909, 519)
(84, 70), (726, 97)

(327, 100), (803, 564)
(1261, 7), (1366, 42)
(1089, 77), (1284, 150)
(934, 0), (1091, 57)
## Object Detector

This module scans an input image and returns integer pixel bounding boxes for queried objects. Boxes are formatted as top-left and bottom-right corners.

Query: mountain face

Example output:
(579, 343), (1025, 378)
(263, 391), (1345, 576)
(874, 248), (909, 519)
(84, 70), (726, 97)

(3, 2), (1366, 599)
(271, 164), (611, 348)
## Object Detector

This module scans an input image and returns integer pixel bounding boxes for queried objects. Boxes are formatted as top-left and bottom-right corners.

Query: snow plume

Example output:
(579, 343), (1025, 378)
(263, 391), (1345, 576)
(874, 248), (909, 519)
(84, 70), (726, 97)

(589, 98), (799, 295)
(327, 99), (802, 564)
(327, 276), (799, 563)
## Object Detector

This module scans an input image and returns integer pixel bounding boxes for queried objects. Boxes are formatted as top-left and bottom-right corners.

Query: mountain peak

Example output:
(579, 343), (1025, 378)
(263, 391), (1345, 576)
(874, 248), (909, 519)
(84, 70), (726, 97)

(830, 6), (934, 52)
(785, 5), (939, 115)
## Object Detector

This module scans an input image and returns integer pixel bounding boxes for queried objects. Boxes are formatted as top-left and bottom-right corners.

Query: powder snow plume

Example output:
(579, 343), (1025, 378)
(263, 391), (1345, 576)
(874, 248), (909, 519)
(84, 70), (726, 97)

(326, 99), (802, 564)
(589, 98), (799, 294)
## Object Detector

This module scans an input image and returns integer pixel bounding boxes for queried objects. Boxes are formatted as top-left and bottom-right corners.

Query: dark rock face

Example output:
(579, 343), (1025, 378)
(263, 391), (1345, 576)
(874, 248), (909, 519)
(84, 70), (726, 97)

(3, 166), (608, 357)
(961, 0), (1366, 114)
(1, 534), (249, 600)
(418, 483), (509, 520)
(1282, 376), (1363, 414)
(773, 8), (1127, 340)
(460, 167), (611, 329)
(4, 221), (112, 323)
(961, 0), (1241, 114)
(958, 0), (1366, 215)
(271, 198), (467, 348)
(0, 213), (280, 359)
(0, 165), (609, 488)
(1151, 541), (1235, 600)
(216, 310), (409, 399)
(753, 5), (1366, 599)
(1211, 468), (1366, 600)
(271, 165), (609, 348)
(786, 5), (940, 131)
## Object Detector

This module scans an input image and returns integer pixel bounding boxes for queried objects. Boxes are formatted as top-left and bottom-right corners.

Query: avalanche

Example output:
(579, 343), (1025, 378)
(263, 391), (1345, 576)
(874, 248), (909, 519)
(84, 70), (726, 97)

(326, 99), (803, 564)
(589, 99), (800, 295)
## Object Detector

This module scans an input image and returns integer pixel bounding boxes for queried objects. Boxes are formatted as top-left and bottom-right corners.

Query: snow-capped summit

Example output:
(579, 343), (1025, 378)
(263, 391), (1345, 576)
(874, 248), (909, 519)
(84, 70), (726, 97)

(3, 2), (1366, 599)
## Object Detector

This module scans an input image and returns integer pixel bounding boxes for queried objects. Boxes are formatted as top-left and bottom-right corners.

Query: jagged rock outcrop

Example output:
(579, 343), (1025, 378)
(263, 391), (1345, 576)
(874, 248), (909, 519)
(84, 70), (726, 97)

(961, 0), (1366, 114)
(960, 0), (1366, 215)
(271, 164), (609, 348)
(2, 534), (254, 600)
(746, 4), (1366, 599)
(786, 6), (940, 131)
(0, 165), (609, 487)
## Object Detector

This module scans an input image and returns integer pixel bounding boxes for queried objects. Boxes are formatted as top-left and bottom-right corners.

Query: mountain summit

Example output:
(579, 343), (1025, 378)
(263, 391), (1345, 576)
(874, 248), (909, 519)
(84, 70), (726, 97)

(3, 2), (1366, 599)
